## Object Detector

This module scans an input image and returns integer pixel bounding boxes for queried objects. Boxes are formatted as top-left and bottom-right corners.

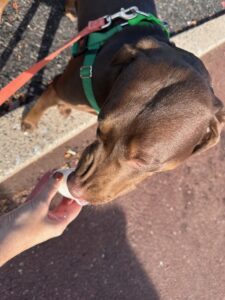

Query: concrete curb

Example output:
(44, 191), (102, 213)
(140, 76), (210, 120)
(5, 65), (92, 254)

(171, 14), (225, 57)
(0, 107), (96, 183)
(1, 14), (225, 184)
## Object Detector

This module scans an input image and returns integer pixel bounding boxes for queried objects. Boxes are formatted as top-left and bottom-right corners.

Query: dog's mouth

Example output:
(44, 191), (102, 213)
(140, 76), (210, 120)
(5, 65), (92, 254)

(72, 194), (89, 207)
(56, 168), (89, 206)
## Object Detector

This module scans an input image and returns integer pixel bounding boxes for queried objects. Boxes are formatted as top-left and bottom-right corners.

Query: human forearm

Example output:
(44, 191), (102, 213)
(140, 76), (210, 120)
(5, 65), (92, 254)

(0, 210), (29, 267)
(0, 172), (82, 267)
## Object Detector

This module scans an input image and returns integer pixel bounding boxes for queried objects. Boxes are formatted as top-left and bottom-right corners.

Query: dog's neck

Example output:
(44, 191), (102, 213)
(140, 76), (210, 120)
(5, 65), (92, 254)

(92, 26), (170, 109)
(77, 0), (157, 30)
(76, 0), (168, 110)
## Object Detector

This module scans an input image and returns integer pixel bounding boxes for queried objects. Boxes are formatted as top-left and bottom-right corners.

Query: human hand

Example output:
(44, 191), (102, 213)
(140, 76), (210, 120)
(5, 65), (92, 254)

(0, 171), (82, 266)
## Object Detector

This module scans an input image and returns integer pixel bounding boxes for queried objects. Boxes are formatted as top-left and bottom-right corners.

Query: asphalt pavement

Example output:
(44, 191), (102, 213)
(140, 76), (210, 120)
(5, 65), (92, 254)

(157, 0), (223, 32)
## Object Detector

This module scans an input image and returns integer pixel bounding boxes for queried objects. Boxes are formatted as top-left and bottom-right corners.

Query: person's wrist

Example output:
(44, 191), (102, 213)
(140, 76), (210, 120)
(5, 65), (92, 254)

(0, 205), (37, 266)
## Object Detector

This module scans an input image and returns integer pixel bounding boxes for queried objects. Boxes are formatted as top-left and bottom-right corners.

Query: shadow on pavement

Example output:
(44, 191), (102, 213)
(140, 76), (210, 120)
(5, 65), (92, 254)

(0, 0), (68, 117)
(0, 1), (65, 72)
(26, 0), (66, 99)
(0, 205), (159, 300)
(0, 1), (40, 71)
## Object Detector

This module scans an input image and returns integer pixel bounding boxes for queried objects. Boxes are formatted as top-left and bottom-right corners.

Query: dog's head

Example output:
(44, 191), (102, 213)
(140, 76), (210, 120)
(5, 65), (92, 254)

(68, 38), (225, 204)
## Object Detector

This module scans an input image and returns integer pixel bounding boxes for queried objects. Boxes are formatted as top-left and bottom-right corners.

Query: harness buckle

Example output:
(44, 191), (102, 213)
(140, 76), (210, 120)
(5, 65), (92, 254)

(102, 6), (139, 29)
(80, 66), (93, 78)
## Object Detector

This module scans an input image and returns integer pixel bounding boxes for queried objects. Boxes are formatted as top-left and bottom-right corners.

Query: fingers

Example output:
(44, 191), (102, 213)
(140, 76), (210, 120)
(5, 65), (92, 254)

(48, 197), (82, 224)
(64, 200), (82, 224)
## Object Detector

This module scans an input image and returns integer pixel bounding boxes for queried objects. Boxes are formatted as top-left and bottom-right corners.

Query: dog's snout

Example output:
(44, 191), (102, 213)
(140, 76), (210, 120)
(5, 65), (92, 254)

(75, 143), (99, 182)
(79, 154), (94, 180)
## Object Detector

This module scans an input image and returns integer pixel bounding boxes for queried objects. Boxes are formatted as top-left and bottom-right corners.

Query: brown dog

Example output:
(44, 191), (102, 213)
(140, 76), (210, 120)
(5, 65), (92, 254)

(21, 0), (225, 205)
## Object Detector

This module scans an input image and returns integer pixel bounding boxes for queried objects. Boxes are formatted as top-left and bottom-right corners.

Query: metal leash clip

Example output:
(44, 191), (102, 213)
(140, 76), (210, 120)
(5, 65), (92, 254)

(102, 6), (139, 29)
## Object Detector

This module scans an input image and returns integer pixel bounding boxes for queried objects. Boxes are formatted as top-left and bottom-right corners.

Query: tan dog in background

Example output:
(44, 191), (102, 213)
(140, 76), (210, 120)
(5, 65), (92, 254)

(0, 0), (8, 20)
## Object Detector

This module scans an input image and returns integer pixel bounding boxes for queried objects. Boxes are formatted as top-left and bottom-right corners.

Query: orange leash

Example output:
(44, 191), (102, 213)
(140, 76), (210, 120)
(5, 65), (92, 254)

(0, 18), (105, 106)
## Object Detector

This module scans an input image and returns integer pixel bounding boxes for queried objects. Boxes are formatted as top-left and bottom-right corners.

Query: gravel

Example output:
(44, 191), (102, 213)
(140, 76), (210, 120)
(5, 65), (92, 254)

(157, 0), (223, 32)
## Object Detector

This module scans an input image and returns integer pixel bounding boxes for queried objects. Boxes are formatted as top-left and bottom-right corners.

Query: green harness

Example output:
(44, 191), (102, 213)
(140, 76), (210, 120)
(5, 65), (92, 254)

(72, 12), (169, 113)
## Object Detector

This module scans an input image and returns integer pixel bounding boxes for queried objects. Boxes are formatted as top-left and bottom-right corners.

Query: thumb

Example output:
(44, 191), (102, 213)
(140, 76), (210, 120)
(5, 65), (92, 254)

(26, 171), (52, 202)
(41, 172), (64, 205)
(31, 172), (63, 207)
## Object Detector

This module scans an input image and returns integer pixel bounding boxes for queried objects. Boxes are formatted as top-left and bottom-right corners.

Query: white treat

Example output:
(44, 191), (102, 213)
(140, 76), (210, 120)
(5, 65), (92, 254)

(55, 168), (89, 206)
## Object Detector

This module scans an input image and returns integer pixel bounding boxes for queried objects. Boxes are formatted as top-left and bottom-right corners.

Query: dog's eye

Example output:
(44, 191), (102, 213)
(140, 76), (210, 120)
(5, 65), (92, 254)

(97, 127), (102, 138)
(133, 157), (147, 166)
(97, 127), (106, 141)
(127, 157), (148, 170)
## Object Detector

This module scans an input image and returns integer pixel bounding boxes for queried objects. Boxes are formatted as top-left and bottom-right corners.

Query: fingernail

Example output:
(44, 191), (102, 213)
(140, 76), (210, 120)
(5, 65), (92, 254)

(53, 172), (63, 181)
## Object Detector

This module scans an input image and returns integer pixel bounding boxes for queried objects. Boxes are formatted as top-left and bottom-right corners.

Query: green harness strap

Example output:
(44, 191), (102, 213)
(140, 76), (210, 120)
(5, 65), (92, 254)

(79, 25), (123, 112)
(72, 13), (169, 113)
(128, 13), (169, 37)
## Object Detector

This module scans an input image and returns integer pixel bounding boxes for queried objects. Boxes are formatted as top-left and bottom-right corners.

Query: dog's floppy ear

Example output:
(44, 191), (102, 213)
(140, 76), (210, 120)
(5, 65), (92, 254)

(111, 44), (138, 65)
(214, 99), (225, 123)
(192, 106), (225, 154)
(112, 38), (160, 65)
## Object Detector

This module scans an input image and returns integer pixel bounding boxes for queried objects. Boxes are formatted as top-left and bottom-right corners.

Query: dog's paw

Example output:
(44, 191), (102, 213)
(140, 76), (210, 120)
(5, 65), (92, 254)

(21, 119), (37, 133)
(65, 10), (77, 22)
(0, 11), (3, 23)
(65, 0), (77, 22)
